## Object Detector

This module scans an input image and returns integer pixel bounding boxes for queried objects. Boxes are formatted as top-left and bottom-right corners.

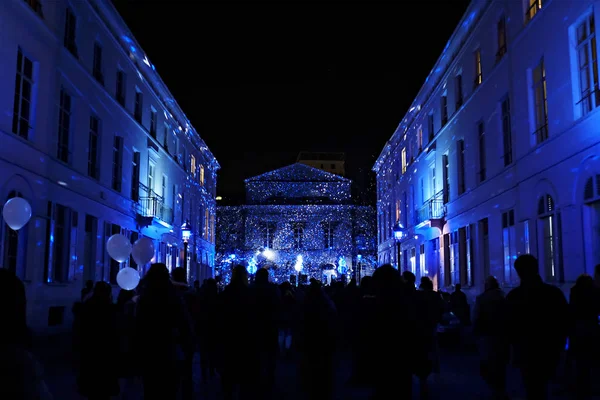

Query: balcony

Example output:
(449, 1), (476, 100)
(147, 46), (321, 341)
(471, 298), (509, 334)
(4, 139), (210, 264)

(137, 196), (174, 226)
(415, 190), (446, 230)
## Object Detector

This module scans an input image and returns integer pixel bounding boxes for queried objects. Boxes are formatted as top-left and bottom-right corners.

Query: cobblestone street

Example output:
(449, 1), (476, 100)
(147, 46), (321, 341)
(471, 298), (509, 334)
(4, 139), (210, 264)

(32, 333), (591, 400)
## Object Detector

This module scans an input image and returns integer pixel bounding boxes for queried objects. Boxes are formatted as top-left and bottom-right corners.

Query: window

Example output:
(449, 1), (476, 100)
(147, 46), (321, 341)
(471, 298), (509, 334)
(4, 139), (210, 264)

(134, 90), (143, 123)
(401, 147), (407, 174)
(106, 223), (120, 284)
(150, 109), (157, 137)
(293, 224), (304, 249)
(112, 136), (123, 192)
(93, 42), (103, 84)
(538, 193), (562, 281)
(478, 121), (486, 182)
(83, 214), (97, 282)
(395, 199), (400, 222)
(420, 178), (425, 204)
(501, 97), (513, 166)
(147, 160), (155, 193)
(88, 115), (100, 180)
(457, 139), (465, 195)
(116, 70), (126, 106)
(190, 155), (196, 177)
(161, 175), (167, 198)
(24, 0), (44, 16)
(163, 124), (169, 150)
(3, 191), (23, 276)
(57, 87), (71, 164)
(430, 164), (436, 199)
(441, 94), (448, 126)
(64, 7), (78, 57)
(264, 222), (276, 248)
(402, 191), (408, 227)
(323, 221), (334, 249)
(526, 0), (543, 23)
(12, 48), (34, 139)
(201, 208), (208, 240)
(524, 220), (531, 254)
(502, 209), (517, 285)
(455, 74), (463, 108)
(576, 14), (600, 116)
(442, 154), (449, 204)
(497, 16), (507, 62)
(474, 49), (483, 87)
(199, 164), (205, 186)
(479, 218), (490, 278)
(417, 126), (423, 152)
(131, 151), (140, 201)
(532, 58), (549, 144)
(419, 244), (426, 277)
(45, 203), (75, 283)
(427, 113), (435, 141)
(410, 247), (416, 275)
(466, 224), (475, 286)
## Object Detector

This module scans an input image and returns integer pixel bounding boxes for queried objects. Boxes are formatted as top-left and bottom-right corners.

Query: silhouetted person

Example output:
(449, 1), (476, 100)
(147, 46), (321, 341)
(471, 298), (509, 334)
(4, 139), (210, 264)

(74, 281), (119, 400)
(450, 283), (470, 326)
(352, 275), (376, 386)
(297, 279), (338, 400)
(197, 278), (219, 383)
(171, 267), (195, 400)
(278, 281), (296, 357)
(252, 268), (281, 398)
(81, 280), (93, 302)
(0, 269), (52, 399)
(371, 264), (416, 399)
(415, 276), (444, 399)
(217, 265), (258, 400)
(473, 276), (509, 400)
(569, 273), (600, 399)
(506, 254), (569, 399)
(135, 263), (193, 400)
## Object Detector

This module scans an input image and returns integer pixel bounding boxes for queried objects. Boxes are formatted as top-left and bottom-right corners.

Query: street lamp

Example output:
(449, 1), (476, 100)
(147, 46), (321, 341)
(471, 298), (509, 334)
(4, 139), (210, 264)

(392, 221), (406, 270)
(181, 220), (192, 274)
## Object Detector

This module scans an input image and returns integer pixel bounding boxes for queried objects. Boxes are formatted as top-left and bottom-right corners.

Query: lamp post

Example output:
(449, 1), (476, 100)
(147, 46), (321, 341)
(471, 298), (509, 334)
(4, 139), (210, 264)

(357, 254), (362, 284)
(392, 221), (406, 270)
(181, 220), (192, 275)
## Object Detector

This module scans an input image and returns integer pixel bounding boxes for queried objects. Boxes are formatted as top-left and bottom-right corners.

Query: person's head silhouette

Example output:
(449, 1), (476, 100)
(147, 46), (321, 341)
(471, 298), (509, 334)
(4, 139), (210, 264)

(256, 268), (269, 284)
(514, 254), (540, 282)
(231, 265), (248, 286)
(0, 269), (28, 345)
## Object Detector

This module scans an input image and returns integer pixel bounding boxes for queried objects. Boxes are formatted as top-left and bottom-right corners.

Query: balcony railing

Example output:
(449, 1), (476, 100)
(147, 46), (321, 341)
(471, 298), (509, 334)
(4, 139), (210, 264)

(137, 196), (174, 225)
(415, 191), (446, 226)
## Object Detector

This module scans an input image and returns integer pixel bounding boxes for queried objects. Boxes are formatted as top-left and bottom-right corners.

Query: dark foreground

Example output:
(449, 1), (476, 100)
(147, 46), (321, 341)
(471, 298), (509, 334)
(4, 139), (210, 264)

(34, 333), (591, 399)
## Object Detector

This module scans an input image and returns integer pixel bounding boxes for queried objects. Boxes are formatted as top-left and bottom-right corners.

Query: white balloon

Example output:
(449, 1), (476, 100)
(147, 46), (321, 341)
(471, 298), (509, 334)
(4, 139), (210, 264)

(116, 267), (140, 291)
(106, 234), (132, 263)
(2, 197), (32, 231)
(132, 237), (154, 266)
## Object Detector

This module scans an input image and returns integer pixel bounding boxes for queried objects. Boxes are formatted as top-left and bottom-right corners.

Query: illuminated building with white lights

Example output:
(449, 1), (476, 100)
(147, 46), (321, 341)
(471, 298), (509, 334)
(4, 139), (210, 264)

(216, 163), (377, 284)
(374, 0), (600, 296)
(0, 0), (218, 331)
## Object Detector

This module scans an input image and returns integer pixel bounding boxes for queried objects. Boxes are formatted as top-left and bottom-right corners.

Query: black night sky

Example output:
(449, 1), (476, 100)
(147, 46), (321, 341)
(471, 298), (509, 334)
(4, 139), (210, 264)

(111, 0), (471, 201)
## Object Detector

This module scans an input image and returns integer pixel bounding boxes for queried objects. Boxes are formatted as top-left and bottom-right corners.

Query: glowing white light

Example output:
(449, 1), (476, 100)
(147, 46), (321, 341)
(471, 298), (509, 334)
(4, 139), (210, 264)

(142, 55), (151, 66)
(57, 181), (67, 186)
(263, 248), (275, 260)
(294, 254), (303, 272)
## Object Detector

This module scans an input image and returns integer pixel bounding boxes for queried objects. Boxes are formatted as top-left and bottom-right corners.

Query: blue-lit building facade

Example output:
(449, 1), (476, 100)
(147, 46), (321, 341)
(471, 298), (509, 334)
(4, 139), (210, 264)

(0, 0), (219, 331)
(374, 0), (600, 297)
(217, 163), (377, 284)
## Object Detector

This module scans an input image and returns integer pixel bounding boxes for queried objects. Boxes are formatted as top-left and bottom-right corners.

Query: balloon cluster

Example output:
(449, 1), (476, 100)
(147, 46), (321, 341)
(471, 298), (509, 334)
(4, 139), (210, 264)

(106, 235), (155, 291)
(2, 197), (154, 292)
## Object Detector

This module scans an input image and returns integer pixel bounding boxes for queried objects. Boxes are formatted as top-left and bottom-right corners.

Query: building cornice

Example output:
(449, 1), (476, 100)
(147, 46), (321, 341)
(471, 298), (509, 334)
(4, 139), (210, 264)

(90, 0), (220, 171)
(373, 0), (492, 173)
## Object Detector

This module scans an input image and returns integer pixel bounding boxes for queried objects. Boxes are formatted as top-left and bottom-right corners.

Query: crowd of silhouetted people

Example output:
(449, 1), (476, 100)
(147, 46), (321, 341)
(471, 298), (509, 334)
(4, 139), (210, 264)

(2, 254), (600, 399)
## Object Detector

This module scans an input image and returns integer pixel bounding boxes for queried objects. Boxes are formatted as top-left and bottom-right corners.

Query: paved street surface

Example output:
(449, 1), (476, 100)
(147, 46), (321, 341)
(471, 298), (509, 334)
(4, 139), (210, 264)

(33, 333), (595, 399)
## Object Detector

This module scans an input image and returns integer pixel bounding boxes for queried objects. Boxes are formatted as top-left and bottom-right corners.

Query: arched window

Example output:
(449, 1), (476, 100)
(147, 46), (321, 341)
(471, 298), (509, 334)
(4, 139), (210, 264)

(537, 193), (560, 281)
(2, 191), (22, 275)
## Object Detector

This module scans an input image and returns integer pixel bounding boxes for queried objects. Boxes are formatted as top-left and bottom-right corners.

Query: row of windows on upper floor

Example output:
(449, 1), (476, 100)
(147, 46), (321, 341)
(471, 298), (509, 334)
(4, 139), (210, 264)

(14, 0), (212, 186)
(383, 1), (599, 187)
(11, 46), (214, 213)
(380, 10), (599, 201)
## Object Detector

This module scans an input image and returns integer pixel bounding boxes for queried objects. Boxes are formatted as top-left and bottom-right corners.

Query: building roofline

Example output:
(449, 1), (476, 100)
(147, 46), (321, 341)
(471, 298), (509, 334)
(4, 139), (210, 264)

(373, 0), (489, 173)
(92, 0), (220, 170)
